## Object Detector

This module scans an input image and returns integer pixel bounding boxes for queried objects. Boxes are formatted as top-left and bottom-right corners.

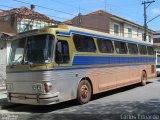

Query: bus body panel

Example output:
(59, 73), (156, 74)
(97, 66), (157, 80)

(7, 64), (156, 105)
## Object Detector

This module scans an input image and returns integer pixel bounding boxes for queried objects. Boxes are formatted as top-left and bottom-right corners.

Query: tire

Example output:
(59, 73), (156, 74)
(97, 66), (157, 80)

(141, 71), (147, 86)
(77, 80), (92, 104)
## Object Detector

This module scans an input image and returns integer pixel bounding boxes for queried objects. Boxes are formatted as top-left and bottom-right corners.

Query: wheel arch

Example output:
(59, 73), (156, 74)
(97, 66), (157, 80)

(78, 77), (93, 95)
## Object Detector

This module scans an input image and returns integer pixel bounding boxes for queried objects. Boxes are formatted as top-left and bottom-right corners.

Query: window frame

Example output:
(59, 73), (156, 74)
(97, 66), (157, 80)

(97, 38), (114, 53)
(148, 35), (152, 42)
(55, 40), (70, 64)
(114, 23), (120, 36)
(114, 41), (128, 54)
(147, 46), (154, 55)
(138, 44), (147, 55)
(73, 34), (96, 52)
(128, 43), (138, 54)
(127, 27), (132, 38)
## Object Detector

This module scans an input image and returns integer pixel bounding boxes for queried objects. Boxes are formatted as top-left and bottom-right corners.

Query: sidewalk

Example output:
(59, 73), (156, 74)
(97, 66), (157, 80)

(0, 86), (6, 91)
(0, 90), (7, 109)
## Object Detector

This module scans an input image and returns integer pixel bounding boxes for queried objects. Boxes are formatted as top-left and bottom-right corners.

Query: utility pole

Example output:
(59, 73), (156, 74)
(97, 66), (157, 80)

(105, 0), (106, 12)
(142, 0), (155, 41)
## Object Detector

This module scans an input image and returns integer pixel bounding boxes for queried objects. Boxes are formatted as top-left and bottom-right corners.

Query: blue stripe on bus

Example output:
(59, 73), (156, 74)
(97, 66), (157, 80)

(57, 30), (152, 46)
(72, 56), (155, 65)
(7, 62), (155, 74)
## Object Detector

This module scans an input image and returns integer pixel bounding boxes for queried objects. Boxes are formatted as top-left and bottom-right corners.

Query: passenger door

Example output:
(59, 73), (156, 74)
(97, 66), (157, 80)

(55, 40), (70, 64)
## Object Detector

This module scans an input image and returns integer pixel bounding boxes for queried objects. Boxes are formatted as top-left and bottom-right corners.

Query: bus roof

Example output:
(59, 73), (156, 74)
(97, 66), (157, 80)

(56, 24), (153, 46)
(13, 24), (153, 46)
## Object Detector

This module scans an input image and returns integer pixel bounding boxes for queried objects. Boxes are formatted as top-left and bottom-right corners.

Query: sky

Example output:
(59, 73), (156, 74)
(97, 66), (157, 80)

(1, 0), (160, 31)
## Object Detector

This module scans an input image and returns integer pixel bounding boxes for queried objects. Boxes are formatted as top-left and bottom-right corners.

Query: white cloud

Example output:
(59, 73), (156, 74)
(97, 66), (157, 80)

(151, 8), (160, 14)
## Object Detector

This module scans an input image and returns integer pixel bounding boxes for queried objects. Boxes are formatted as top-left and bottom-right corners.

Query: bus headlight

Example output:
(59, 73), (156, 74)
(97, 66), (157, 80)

(44, 82), (53, 93)
(32, 83), (43, 93)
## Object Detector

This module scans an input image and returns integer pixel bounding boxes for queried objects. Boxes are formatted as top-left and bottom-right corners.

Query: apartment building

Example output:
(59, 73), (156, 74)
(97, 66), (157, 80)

(65, 10), (154, 44)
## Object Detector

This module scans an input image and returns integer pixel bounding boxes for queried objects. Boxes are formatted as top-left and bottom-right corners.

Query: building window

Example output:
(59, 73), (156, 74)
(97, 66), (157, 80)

(114, 24), (120, 35)
(28, 24), (33, 30)
(142, 33), (145, 41)
(148, 35), (152, 42)
(36, 23), (41, 29)
(17, 24), (27, 33)
(128, 28), (132, 38)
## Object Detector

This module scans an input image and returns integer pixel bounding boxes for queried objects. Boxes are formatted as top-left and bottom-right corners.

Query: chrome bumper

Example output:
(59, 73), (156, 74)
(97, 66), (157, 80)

(7, 92), (60, 105)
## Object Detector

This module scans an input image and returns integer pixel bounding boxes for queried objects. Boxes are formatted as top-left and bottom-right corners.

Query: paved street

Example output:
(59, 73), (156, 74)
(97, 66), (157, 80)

(0, 78), (160, 120)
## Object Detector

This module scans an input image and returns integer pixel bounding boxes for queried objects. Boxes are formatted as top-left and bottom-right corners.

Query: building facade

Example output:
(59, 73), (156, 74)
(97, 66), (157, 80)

(0, 33), (12, 86)
(0, 6), (56, 34)
(65, 10), (154, 44)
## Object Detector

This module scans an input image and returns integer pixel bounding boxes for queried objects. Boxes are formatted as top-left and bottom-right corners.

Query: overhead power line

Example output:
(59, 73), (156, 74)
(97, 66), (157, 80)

(147, 14), (160, 24)
(0, 5), (67, 21)
(12, 0), (76, 16)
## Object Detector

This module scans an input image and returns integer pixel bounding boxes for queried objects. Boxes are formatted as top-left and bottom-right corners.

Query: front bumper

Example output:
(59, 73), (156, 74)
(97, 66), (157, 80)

(7, 92), (59, 105)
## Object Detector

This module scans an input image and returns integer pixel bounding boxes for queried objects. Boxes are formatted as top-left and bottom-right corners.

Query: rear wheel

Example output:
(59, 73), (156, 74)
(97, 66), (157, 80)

(77, 80), (92, 104)
(141, 71), (147, 86)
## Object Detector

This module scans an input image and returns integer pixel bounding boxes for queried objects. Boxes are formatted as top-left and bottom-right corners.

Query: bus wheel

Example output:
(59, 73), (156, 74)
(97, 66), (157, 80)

(77, 80), (92, 104)
(141, 71), (147, 86)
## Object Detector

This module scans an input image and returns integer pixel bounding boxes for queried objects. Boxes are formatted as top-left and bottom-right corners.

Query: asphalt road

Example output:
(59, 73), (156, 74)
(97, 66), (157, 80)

(0, 78), (160, 120)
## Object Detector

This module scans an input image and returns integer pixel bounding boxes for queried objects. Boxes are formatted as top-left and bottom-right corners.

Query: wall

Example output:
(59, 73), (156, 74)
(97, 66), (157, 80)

(70, 13), (111, 33)
(0, 15), (17, 34)
(17, 18), (55, 33)
(110, 20), (153, 43)
(109, 20), (123, 36)
(0, 40), (6, 86)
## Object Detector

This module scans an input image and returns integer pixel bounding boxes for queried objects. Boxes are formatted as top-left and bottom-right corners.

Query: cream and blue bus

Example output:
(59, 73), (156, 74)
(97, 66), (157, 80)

(6, 25), (156, 105)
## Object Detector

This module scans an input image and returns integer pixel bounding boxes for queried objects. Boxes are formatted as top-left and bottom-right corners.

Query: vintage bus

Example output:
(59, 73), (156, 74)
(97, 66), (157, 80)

(6, 25), (156, 105)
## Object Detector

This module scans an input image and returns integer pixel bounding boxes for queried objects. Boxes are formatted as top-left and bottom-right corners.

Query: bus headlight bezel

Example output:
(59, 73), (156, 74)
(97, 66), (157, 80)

(44, 82), (53, 93)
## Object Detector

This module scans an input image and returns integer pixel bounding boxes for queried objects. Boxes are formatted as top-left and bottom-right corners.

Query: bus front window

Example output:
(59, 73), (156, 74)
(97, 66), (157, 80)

(9, 34), (54, 65)
(25, 35), (54, 64)
(9, 38), (26, 65)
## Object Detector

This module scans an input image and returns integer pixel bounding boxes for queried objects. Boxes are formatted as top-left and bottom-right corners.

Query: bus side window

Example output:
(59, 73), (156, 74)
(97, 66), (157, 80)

(73, 34), (96, 52)
(138, 45), (147, 55)
(147, 46), (154, 55)
(55, 40), (69, 64)
(128, 43), (138, 54)
(114, 41), (128, 54)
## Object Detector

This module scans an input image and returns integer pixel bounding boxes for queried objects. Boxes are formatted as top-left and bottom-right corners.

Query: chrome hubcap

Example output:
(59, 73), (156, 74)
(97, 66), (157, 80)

(80, 84), (89, 99)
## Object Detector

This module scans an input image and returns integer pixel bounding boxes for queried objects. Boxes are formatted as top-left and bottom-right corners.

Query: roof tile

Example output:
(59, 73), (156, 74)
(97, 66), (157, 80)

(0, 6), (56, 23)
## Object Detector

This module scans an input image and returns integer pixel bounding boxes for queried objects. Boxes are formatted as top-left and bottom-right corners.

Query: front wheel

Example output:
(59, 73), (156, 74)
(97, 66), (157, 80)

(141, 71), (147, 86)
(77, 80), (92, 104)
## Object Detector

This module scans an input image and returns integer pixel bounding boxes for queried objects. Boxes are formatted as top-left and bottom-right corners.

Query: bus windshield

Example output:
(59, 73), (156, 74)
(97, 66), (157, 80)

(9, 34), (54, 65)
